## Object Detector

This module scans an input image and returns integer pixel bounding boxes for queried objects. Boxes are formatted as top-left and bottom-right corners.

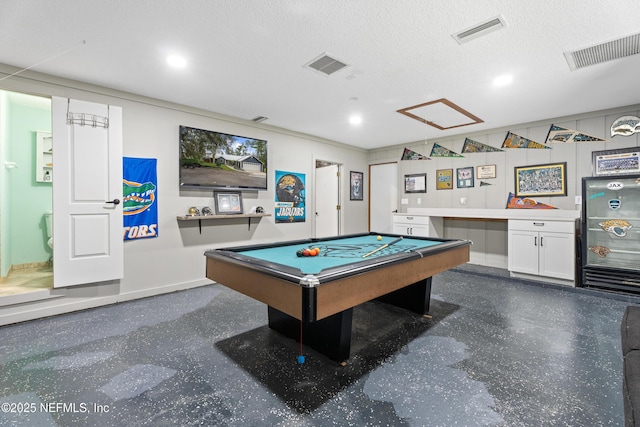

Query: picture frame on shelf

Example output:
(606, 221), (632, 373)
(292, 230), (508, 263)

(404, 173), (427, 193)
(350, 171), (364, 200)
(456, 167), (474, 188)
(514, 162), (567, 197)
(214, 191), (243, 214)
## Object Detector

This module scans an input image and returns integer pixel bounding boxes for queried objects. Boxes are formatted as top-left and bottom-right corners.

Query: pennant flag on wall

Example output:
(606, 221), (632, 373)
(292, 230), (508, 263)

(501, 132), (550, 149)
(401, 147), (430, 160)
(479, 181), (493, 186)
(430, 143), (464, 157)
(506, 192), (556, 209)
(461, 138), (503, 153)
(545, 124), (607, 143)
(123, 157), (158, 240)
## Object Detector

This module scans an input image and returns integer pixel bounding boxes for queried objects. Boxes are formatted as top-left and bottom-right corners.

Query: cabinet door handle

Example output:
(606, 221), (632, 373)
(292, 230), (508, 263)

(533, 222), (544, 226)
(540, 236), (543, 247)
(534, 236), (537, 246)
(406, 227), (410, 235)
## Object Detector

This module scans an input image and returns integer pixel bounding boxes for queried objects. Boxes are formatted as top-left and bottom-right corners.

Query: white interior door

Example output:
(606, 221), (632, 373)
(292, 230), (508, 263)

(369, 162), (397, 233)
(315, 163), (340, 237)
(52, 97), (123, 287)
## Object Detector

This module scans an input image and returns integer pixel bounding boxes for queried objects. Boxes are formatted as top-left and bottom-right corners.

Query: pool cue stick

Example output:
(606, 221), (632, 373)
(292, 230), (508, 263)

(362, 236), (403, 258)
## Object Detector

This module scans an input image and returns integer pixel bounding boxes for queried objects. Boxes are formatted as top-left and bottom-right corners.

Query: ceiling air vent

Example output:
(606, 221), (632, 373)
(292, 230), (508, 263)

(564, 33), (640, 71)
(452, 15), (506, 44)
(305, 53), (348, 76)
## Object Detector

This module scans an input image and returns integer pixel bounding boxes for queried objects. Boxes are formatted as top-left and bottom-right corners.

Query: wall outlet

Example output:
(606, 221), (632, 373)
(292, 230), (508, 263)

(575, 196), (582, 205)
(417, 198), (422, 204)
(401, 198), (408, 205)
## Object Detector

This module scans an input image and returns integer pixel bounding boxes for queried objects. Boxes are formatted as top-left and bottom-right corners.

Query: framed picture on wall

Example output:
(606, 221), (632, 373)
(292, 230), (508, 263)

(591, 146), (640, 176)
(404, 173), (426, 193)
(476, 164), (496, 179)
(456, 167), (474, 188)
(214, 191), (244, 214)
(514, 162), (567, 197)
(436, 169), (453, 190)
(350, 171), (364, 200)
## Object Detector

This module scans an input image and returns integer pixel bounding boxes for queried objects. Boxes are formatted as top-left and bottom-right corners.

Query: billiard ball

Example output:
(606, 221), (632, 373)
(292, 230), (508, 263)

(296, 249), (303, 257)
(302, 248), (310, 257)
(377, 235), (382, 241)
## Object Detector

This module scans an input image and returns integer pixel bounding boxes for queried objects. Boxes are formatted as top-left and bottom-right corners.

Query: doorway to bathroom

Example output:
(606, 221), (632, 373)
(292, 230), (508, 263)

(0, 90), (53, 297)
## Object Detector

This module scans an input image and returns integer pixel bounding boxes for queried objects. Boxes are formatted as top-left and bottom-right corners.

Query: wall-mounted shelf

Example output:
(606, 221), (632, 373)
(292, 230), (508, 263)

(176, 213), (271, 233)
(36, 131), (53, 183)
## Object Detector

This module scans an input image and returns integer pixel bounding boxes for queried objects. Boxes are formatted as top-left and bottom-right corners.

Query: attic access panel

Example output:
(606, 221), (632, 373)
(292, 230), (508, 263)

(397, 98), (483, 130)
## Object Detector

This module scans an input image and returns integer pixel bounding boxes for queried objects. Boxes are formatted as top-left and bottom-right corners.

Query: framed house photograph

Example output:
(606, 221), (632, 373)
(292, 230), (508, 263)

(456, 167), (474, 188)
(476, 164), (496, 179)
(214, 191), (243, 214)
(591, 146), (640, 176)
(514, 162), (567, 197)
(404, 173), (426, 193)
(350, 171), (364, 200)
(436, 169), (453, 190)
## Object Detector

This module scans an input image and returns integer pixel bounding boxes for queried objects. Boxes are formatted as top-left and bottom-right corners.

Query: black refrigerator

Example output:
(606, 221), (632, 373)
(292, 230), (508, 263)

(581, 174), (640, 293)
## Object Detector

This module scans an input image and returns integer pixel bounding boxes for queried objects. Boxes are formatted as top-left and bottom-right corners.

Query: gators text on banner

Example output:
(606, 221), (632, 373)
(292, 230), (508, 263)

(123, 157), (158, 240)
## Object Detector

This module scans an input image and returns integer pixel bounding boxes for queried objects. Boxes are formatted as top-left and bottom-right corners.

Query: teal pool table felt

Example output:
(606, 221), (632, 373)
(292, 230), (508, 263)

(239, 235), (443, 274)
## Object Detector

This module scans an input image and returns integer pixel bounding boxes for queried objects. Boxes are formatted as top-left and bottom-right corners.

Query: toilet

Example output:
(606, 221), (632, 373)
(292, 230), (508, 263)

(44, 211), (53, 249)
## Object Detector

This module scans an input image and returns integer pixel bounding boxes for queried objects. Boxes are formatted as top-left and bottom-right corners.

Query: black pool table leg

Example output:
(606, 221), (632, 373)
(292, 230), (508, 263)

(267, 306), (353, 364)
(375, 277), (432, 315)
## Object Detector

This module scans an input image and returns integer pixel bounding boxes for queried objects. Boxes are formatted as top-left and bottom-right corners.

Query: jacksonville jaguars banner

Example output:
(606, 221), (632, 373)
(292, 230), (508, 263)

(275, 170), (305, 223)
(123, 157), (158, 240)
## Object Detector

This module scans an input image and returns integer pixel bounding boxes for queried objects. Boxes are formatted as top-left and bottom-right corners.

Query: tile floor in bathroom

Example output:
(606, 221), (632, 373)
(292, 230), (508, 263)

(0, 264), (53, 297)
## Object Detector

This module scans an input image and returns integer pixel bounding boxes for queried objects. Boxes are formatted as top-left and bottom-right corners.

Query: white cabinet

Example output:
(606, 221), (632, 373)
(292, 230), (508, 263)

(508, 220), (577, 285)
(392, 215), (430, 237)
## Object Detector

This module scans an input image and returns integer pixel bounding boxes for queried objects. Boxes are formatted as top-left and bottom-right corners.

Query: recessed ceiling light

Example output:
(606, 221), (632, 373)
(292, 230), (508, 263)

(349, 115), (363, 125)
(493, 74), (513, 86)
(167, 55), (187, 68)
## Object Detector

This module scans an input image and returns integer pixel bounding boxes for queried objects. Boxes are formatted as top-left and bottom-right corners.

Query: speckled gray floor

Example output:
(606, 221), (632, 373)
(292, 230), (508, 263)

(1, 265), (639, 426)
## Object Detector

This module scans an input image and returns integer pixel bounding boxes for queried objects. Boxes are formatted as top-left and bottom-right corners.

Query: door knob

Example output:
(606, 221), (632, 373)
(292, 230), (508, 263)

(106, 199), (120, 205)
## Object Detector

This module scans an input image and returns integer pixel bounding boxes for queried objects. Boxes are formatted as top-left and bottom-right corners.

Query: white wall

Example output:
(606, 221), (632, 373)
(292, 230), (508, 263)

(368, 105), (640, 268)
(0, 65), (369, 325)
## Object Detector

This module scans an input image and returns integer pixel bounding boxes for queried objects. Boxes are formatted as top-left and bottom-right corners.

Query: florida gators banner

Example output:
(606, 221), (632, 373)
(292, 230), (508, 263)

(123, 157), (158, 240)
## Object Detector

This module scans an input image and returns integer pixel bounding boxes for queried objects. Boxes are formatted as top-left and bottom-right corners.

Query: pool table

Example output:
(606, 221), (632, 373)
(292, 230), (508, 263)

(204, 232), (470, 363)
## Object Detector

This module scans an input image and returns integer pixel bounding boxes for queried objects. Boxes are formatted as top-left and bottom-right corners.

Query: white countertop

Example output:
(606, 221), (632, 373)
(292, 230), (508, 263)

(402, 208), (580, 222)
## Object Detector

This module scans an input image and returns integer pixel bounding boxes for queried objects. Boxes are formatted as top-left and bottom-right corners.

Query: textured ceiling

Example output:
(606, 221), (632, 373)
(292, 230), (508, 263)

(1, 0), (639, 149)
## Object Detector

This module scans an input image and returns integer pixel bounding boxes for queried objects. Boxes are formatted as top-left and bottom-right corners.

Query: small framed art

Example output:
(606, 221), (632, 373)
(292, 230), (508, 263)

(456, 167), (474, 188)
(476, 164), (496, 179)
(350, 171), (364, 200)
(214, 191), (243, 214)
(436, 169), (453, 190)
(404, 173), (427, 193)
